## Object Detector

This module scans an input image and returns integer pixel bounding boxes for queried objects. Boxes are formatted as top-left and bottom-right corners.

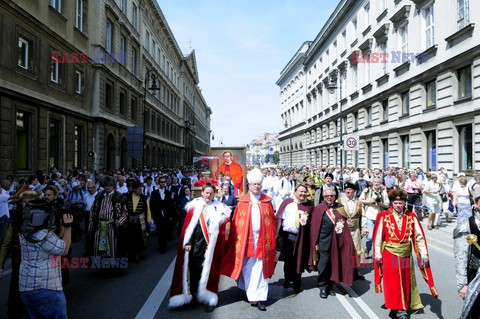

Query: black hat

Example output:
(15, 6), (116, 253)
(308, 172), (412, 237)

(344, 181), (357, 190)
(325, 173), (334, 179)
(132, 180), (143, 189)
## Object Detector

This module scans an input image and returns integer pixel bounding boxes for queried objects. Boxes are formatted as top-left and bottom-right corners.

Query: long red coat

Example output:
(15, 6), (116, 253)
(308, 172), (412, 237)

(221, 193), (276, 280)
(308, 202), (355, 286)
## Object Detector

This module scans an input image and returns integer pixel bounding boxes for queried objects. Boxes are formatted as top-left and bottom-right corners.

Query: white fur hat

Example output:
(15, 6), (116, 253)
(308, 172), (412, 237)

(247, 168), (264, 184)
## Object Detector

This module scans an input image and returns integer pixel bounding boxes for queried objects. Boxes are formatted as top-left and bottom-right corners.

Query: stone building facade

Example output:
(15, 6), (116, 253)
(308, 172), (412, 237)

(0, 0), (211, 177)
(277, 0), (479, 176)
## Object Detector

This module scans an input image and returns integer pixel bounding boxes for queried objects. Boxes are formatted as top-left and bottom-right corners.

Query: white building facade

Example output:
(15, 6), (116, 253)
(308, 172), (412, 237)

(277, 0), (479, 175)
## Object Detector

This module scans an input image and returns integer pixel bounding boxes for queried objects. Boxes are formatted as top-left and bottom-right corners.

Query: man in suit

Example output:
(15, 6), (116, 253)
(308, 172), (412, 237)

(220, 184), (237, 218)
(150, 176), (173, 253)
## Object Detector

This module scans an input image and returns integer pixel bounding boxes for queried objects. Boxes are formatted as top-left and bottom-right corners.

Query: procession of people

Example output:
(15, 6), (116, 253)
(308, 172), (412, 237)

(1, 164), (479, 318)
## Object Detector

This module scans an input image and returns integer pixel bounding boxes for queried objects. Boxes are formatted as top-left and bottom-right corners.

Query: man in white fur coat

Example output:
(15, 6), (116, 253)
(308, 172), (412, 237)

(168, 182), (230, 313)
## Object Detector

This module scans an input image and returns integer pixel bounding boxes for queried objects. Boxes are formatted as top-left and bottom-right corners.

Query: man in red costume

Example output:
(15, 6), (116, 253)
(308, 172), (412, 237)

(168, 183), (230, 313)
(193, 172), (218, 188)
(309, 189), (355, 299)
(215, 151), (244, 196)
(221, 168), (276, 311)
(373, 189), (438, 319)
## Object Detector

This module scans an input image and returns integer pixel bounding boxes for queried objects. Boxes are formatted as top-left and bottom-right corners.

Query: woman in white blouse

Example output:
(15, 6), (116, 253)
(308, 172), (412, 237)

(423, 173), (442, 229)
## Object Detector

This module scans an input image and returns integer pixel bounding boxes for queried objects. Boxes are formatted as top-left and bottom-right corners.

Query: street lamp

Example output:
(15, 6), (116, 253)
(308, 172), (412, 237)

(326, 69), (343, 191)
(142, 69), (160, 169)
(283, 114), (293, 167)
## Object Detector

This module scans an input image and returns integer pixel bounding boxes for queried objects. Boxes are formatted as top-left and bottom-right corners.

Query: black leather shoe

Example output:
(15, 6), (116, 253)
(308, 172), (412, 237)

(356, 274), (365, 281)
(283, 280), (290, 289)
(320, 289), (328, 299)
(205, 305), (215, 313)
(256, 301), (266, 311)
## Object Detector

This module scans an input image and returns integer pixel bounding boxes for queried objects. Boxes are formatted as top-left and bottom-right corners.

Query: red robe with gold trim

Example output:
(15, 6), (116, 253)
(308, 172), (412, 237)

(221, 193), (276, 280)
(215, 161), (244, 196)
(372, 208), (438, 311)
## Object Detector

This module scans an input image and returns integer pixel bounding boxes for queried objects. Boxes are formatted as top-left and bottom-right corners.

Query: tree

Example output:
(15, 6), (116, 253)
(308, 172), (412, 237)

(272, 150), (280, 164)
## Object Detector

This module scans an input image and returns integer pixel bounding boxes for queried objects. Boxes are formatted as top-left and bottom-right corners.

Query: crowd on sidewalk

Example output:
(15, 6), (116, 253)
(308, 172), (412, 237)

(0, 164), (479, 318)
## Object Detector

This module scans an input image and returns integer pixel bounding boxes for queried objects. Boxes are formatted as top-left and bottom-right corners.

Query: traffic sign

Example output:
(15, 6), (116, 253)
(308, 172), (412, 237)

(343, 133), (359, 151)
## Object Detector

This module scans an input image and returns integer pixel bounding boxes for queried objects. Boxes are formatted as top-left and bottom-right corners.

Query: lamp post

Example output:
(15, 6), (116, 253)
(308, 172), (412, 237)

(283, 115), (293, 167)
(142, 69), (160, 169)
(326, 69), (342, 191)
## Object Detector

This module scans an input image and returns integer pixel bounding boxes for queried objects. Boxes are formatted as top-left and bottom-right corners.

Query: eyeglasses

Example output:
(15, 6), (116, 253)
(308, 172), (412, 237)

(324, 195), (335, 198)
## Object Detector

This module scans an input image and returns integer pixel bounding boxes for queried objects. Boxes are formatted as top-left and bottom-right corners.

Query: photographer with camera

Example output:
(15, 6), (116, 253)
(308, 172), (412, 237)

(18, 192), (73, 319)
(359, 177), (389, 258)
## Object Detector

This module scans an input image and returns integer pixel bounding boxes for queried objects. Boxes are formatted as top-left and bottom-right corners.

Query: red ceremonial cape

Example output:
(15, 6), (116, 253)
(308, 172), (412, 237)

(221, 193), (276, 279)
(308, 202), (355, 286)
(372, 208), (438, 310)
(169, 200), (228, 308)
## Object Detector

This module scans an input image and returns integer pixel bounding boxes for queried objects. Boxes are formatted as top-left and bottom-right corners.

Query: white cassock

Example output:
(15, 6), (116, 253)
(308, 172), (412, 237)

(237, 193), (269, 302)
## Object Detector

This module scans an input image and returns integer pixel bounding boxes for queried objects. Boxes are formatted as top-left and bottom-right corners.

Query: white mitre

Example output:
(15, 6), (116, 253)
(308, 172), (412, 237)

(247, 168), (264, 184)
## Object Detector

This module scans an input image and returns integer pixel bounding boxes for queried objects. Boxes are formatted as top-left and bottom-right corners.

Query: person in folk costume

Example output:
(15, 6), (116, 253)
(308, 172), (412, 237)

(275, 183), (311, 294)
(373, 189), (438, 319)
(168, 183), (230, 313)
(308, 188), (355, 299)
(454, 187), (480, 319)
(221, 168), (276, 311)
(125, 180), (151, 263)
(88, 176), (128, 264)
(303, 176), (317, 207)
(337, 181), (366, 280)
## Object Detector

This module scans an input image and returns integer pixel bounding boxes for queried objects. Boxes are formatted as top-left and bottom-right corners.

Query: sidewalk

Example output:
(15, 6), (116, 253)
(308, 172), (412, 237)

(420, 214), (456, 254)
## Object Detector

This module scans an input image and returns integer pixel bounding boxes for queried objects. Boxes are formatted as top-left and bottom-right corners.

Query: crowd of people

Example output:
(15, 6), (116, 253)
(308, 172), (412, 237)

(0, 164), (479, 318)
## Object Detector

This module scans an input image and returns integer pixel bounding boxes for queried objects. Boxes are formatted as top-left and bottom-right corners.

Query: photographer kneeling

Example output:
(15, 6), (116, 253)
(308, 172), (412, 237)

(19, 197), (73, 319)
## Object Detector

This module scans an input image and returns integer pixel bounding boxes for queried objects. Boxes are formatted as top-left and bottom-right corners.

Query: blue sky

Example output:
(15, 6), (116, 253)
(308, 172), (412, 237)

(158, 0), (339, 146)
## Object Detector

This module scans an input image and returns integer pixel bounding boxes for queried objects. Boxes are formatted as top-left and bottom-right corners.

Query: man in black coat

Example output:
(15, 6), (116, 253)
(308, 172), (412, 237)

(150, 176), (173, 253)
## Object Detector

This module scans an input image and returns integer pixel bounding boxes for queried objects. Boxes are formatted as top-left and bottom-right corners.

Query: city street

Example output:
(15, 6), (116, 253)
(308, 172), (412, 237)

(0, 217), (464, 319)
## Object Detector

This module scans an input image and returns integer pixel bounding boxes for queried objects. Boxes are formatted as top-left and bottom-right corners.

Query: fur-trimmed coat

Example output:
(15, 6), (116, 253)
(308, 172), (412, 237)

(168, 198), (230, 308)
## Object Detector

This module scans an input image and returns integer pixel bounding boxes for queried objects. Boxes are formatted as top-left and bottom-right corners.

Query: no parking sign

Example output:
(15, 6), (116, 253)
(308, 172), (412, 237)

(343, 134), (359, 151)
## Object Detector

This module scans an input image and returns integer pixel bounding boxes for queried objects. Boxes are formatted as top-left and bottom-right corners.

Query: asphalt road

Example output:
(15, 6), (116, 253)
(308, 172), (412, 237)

(0, 229), (465, 319)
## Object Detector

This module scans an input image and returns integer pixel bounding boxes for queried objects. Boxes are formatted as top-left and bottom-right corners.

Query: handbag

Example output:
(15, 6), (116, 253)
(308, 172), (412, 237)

(440, 186), (448, 202)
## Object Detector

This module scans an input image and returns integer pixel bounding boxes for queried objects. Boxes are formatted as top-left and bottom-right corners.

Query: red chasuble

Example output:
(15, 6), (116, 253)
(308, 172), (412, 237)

(372, 208), (438, 311)
(221, 193), (276, 280)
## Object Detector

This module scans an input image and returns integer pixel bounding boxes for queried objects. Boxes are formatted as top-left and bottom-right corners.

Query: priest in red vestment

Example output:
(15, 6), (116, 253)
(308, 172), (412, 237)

(215, 151), (244, 196)
(308, 189), (355, 299)
(168, 183), (230, 313)
(373, 189), (438, 319)
(221, 168), (276, 311)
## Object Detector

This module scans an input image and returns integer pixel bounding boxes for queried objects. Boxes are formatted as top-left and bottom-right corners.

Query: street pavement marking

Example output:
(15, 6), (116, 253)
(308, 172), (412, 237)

(340, 283), (380, 319)
(332, 286), (362, 319)
(136, 257), (176, 319)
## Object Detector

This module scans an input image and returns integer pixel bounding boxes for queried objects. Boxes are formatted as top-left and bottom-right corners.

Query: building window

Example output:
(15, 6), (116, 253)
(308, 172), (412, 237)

(74, 125), (83, 168)
(151, 114), (155, 132)
(426, 130), (437, 171)
(458, 124), (473, 170)
(366, 106), (372, 126)
(352, 63), (358, 91)
(364, 3), (370, 28)
(457, 65), (472, 99)
(342, 30), (346, 52)
(157, 117), (161, 134)
(401, 135), (410, 168)
(50, 0), (61, 12)
(75, 70), (84, 94)
(145, 30), (150, 52)
(121, 0), (126, 14)
(426, 80), (436, 108)
(16, 111), (31, 171)
(18, 36), (32, 71)
(401, 91), (409, 115)
(50, 55), (63, 84)
(132, 3), (138, 29)
(120, 89), (126, 115)
(366, 141), (372, 168)
(352, 17), (357, 37)
(399, 24), (408, 54)
(152, 39), (156, 59)
(353, 111), (358, 131)
(382, 138), (389, 168)
(131, 47), (137, 75)
(131, 98), (137, 120)
(120, 35), (126, 65)
(423, 3), (435, 48)
(75, 0), (84, 32)
(382, 100), (388, 122)
(457, 0), (470, 29)
(106, 19), (113, 54)
(105, 81), (113, 110)
(49, 119), (61, 169)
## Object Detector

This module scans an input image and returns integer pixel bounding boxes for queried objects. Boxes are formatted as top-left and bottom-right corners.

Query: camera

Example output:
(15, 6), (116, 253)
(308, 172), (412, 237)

(375, 197), (382, 203)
